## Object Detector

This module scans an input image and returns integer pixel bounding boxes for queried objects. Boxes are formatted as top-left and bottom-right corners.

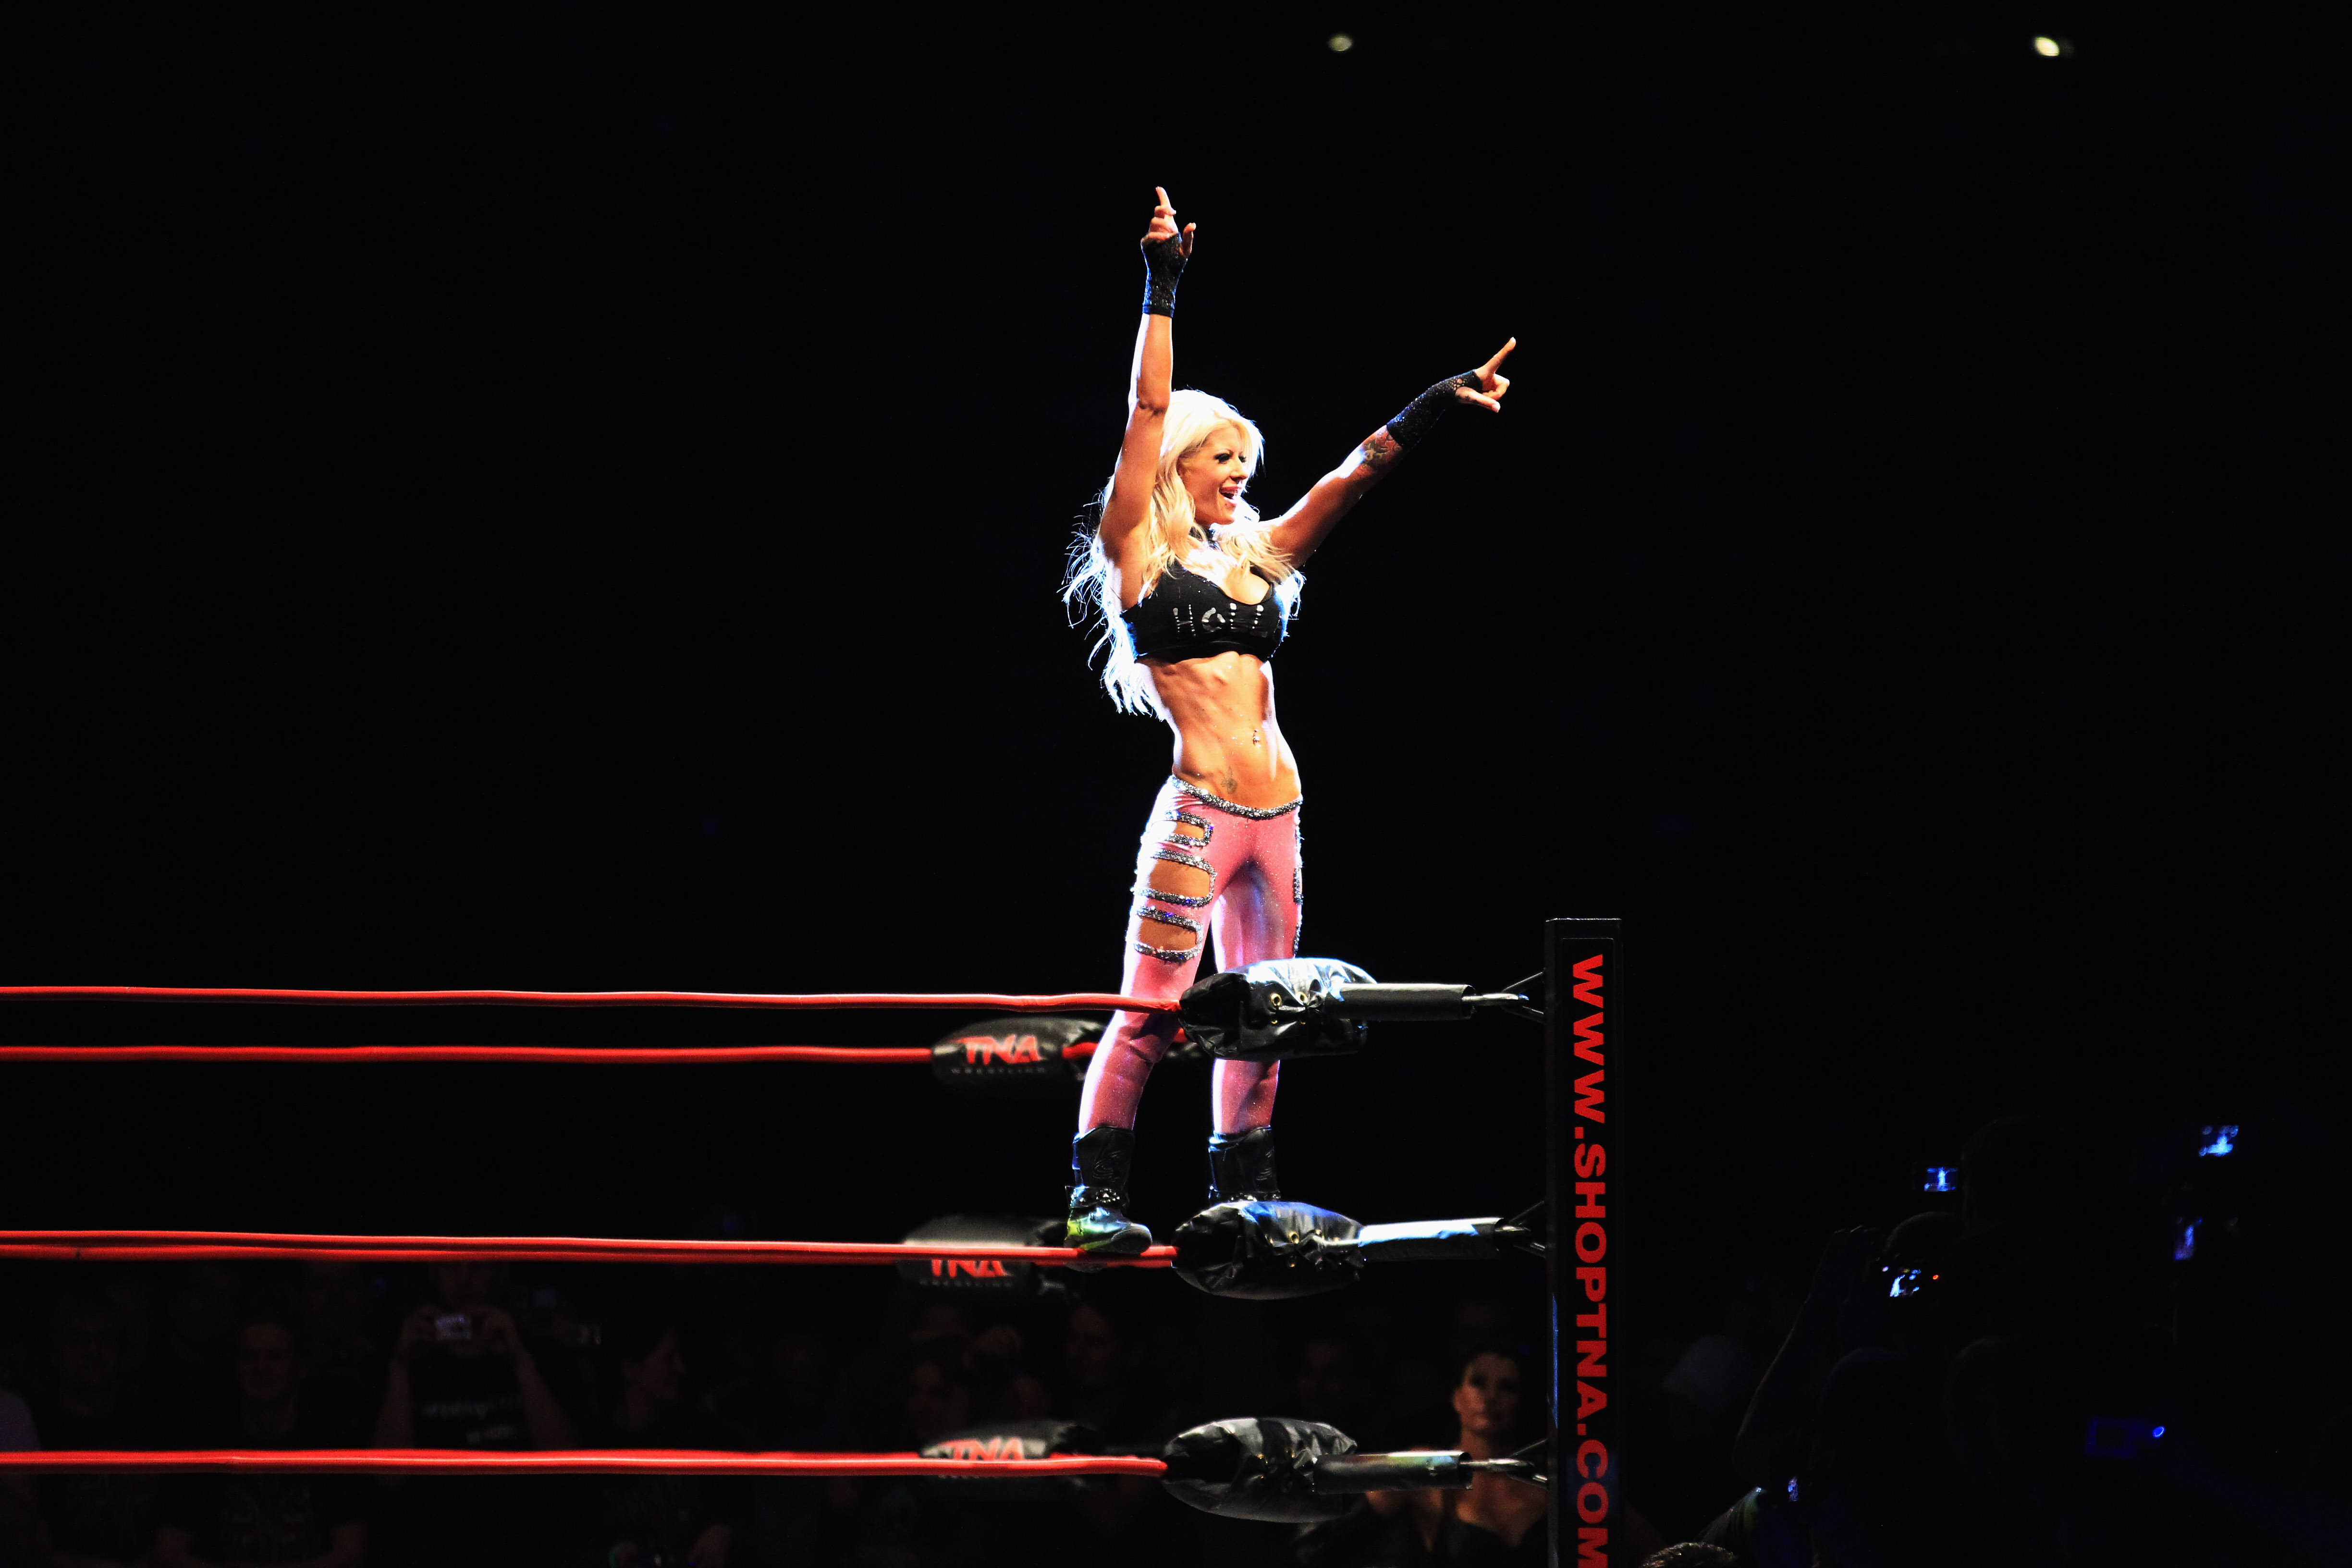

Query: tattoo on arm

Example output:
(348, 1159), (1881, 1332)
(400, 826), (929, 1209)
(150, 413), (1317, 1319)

(1357, 430), (1402, 475)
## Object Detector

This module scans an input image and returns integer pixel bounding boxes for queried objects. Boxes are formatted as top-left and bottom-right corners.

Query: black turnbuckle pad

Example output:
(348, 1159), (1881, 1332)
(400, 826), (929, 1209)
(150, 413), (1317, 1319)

(930, 1015), (1099, 1096)
(1172, 1200), (1365, 1299)
(898, 1216), (1067, 1301)
(1159, 1418), (1357, 1522)
(1178, 959), (1375, 1061)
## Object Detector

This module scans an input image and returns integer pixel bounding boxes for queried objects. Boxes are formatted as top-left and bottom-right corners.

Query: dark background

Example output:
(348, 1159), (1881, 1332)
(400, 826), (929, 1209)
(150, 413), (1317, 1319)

(3, 4), (2340, 1337)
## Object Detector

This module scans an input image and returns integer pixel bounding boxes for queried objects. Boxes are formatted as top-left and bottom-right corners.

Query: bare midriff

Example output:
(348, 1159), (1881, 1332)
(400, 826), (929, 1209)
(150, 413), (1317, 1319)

(1146, 651), (1300, 808)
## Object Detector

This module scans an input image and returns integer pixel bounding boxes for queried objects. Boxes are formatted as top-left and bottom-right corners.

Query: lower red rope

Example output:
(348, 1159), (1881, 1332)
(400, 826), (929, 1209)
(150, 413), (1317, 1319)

(0, 986), (1175, 1012)
(0, 1231), (1175, 1268)
(0, 1449), (1169, 1477)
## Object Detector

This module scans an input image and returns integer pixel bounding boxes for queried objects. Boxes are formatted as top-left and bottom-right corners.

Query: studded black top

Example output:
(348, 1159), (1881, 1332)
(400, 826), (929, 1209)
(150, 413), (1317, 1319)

(1123, 565), (1286, 662)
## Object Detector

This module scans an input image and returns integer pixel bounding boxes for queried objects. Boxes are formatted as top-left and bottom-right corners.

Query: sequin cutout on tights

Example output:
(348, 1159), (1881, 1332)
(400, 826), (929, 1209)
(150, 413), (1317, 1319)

(1086, 775), (1307, 1131)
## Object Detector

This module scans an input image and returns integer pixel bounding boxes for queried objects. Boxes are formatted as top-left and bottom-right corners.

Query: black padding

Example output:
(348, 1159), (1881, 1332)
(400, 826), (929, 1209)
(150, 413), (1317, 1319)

(1309, 1451), (1471, 1493)
(1321, 983), (1474, 1020)
(1178, 959), (1374, 1061)
(897, 1215), (1065, 1300)
(930, 1015), (1099, 1096)
(1159, 1417), (1357, 1522)
(1171, 1200), (1363, 1299)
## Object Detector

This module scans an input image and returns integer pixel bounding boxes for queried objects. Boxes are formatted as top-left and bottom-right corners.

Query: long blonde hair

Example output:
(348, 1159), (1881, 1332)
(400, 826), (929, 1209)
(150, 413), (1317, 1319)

(1064, 389), (1303, 717)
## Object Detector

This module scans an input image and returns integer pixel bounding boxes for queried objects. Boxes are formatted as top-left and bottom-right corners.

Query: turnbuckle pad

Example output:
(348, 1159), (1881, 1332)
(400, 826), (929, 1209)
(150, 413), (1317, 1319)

(1172, 1200), (1365, 1299)
(1177, 959), (1376, 1061)
(929, 1015), (1098, 1096)
(1158, 1417), (1357, 1522)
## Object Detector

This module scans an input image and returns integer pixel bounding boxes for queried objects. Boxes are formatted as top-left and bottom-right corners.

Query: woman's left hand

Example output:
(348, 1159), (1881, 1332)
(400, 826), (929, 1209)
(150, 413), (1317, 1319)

(1456, 338), (1516, 412)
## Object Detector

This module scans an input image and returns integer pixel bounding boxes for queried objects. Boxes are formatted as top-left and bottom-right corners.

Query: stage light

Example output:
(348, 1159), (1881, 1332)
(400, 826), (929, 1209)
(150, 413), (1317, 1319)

(1328, 34), (1354, 52)
(2032, 35), (2076, 57)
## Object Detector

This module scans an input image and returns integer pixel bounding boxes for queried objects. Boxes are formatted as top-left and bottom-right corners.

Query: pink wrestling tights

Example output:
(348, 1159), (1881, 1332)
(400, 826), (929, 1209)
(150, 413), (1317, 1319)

(1078, 775), (1302, 1137)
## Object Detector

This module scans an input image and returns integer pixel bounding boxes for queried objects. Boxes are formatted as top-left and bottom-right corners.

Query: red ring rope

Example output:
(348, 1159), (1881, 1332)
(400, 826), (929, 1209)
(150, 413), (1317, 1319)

(0, 1230), (1176, 1268)
(0, 1448), (1169, 1477)
(0, 986), (1174, 1012)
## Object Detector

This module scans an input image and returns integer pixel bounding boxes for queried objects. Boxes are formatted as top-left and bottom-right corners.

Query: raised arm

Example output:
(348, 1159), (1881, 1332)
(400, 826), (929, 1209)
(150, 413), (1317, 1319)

(1099, 188), (1195, 572)
(1265, 337), (1515, 569)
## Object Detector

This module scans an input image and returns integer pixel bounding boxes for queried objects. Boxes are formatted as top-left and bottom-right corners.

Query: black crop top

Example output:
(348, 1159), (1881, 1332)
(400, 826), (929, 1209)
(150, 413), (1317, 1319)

(1122, 565), (1286, 662)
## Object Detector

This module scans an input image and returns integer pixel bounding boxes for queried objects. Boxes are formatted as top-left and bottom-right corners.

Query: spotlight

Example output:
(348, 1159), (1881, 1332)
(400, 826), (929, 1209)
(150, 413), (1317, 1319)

(2031, 35), (2076, 58)
(1328, 34), (1354, 52)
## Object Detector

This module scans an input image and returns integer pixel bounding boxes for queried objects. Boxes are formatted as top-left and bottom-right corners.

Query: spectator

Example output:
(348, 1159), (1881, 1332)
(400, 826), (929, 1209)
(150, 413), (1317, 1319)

(1657, 1328), (1755, 1535)
(150, 1265), (243, 1427)
(31, 1291), (162, 1568)
(829, 1294), (962, 1455)
(93, 1280), (156, 1412)
(151, 1308), (368, 1568)
(1730, 1228), (1883, 1488)
(1044, 1288), (1196, 1567)
(1443, 1299), (1512, 1371)
(585, 1302), (749, 1568)
(0, 1381), (37, 1564)
(370, 1263), (588, 1568)
(1058, 1291), (1181, 1446)
(1291, 1333), (1367, 1435)
(901, 1348), (978, 1448)
(822, 1349), (1011, 1567)
(730, 1326), (839, 1568)
(1299, 1346), (1547, 1566)
(296, 1262), (382, 1443)
(1345, 1301), (1448, 1451)
(1383, 1346), (1546, 1562)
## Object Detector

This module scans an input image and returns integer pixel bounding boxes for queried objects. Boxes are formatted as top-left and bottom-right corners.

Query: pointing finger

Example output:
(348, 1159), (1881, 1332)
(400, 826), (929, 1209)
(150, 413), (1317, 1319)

(1482, 337), (1518, 375)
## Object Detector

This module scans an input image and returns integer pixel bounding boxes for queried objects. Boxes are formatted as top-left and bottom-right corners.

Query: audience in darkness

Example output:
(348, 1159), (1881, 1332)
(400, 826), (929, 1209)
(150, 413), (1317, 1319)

(0, 1381), (38, 1564)
(585, 1299), (748, 1568)
(152, 1308), (368, 1568)
(296, 1262), (381, 1443)
(1296, 1343), (1549, 1565)
(0, 1110), (2325, 1565)
(31, 1292), (161, 1568)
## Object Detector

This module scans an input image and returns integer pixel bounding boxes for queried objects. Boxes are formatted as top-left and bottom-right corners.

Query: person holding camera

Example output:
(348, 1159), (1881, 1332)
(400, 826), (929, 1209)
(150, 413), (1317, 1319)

(371, 1262), (588, 1566)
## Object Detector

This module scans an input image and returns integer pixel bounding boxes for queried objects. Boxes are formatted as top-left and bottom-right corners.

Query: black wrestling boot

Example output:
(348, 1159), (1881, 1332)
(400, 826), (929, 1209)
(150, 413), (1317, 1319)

(1066, 1126), (1153, 1260)
(1206, 1125), (1280, 1206)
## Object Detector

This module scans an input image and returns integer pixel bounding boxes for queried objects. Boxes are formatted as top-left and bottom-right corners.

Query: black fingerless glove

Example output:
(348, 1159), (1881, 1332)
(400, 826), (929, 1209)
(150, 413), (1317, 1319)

(1142, 235), (1187, 317)
(1384, 371), (1483, 450)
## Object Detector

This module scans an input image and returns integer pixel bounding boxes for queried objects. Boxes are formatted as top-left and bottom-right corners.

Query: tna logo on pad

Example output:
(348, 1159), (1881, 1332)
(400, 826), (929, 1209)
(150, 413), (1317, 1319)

(930, 1258), (1013, 1279)
(933, 1435), (1033, 1461)
(957, 1034), (1046, 1065)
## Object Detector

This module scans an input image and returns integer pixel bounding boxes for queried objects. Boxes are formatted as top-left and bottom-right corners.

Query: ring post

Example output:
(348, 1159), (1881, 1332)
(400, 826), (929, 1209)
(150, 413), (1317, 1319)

(1546, 918), (1621, 1568)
